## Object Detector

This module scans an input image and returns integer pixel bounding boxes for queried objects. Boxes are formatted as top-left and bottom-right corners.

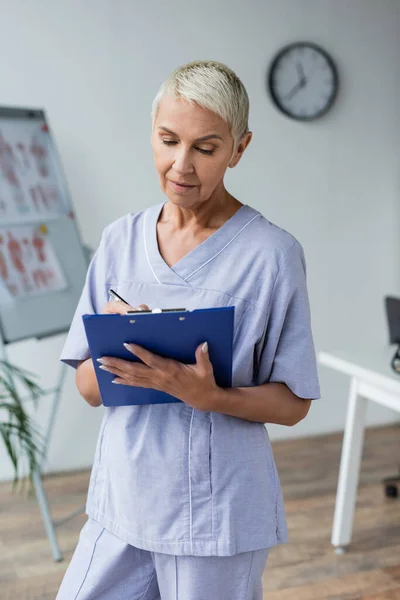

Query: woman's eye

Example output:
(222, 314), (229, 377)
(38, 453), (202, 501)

(196, 148), (214, 156)
(161, 140), (214, 156)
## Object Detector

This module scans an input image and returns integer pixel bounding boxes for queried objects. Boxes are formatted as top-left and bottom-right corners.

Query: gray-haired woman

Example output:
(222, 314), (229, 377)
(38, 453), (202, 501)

(57, 60), (320, 599)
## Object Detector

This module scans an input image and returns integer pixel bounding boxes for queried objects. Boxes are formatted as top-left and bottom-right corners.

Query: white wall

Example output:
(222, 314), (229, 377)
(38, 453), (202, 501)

(0, 0), (399, 480)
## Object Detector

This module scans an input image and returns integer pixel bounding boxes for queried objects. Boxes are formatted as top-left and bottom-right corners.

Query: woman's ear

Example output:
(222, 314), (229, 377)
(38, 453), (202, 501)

(229, 132), (252, 168)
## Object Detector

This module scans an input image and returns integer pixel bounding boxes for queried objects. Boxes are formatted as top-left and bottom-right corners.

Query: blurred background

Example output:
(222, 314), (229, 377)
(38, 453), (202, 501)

(1, 1), (400, 598)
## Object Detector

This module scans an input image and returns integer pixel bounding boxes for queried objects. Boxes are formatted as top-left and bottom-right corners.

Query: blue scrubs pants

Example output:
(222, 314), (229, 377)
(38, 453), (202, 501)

(56, 518), (269, 600)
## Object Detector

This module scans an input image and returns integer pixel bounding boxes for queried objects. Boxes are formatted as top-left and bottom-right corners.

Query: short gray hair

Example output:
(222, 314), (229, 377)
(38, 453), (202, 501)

(151, 60), (250, 147)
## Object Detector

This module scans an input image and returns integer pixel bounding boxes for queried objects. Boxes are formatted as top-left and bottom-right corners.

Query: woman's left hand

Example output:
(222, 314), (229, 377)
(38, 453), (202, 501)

(97, 342), (219, 412)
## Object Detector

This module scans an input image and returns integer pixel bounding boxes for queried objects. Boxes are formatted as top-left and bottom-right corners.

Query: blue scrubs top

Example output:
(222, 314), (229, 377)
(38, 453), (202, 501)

(60, 202), (320, 556)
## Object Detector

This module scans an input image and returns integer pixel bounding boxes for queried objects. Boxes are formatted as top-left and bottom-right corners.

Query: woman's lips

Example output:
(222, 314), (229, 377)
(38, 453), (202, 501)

(169, 180), (196, 193)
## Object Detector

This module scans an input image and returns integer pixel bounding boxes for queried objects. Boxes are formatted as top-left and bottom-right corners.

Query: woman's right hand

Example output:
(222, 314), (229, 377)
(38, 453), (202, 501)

(101, 300), (150, 315)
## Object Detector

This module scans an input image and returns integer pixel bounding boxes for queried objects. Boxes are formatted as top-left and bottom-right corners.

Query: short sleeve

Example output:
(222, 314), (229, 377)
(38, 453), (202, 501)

(255, 241), (320, 400)
(59, 229), (110, 369)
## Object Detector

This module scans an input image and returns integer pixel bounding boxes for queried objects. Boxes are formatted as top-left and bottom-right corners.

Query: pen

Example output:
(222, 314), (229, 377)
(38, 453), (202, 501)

(109, 289), (151, 313)
(109, 289), (130, 304)
(110, 288), (186, 314)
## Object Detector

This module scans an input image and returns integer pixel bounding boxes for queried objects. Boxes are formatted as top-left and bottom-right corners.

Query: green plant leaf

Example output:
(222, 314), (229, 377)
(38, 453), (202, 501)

(0, 359), (44, 486)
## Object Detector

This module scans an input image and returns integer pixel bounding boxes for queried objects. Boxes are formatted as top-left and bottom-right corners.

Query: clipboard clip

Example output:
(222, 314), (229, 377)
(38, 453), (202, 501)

(109, 290), (186, 315)
(126, 308), (187, 314)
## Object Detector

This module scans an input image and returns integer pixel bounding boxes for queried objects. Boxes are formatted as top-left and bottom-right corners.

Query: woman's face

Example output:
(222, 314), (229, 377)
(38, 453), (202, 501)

(152, 95), (250, 209)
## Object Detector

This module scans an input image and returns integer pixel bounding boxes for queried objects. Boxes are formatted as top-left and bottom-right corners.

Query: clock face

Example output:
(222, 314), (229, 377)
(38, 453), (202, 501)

(268, 42), (339, 121)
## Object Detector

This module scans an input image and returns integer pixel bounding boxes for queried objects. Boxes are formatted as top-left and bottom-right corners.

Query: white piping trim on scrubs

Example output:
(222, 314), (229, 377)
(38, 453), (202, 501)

(74, 527), (105, 600)
(244, 551), (255, 599)
(143, 208), (162, 285)
(139, 571), (158, 600)
(174, 555), (179, 600)
(184, 214), (260, 281)
(188, 408), (195, 554)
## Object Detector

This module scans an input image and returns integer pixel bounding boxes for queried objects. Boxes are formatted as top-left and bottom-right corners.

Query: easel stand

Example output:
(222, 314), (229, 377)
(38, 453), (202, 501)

(0, 334), (85, 562)
(0, 105), (92, 562)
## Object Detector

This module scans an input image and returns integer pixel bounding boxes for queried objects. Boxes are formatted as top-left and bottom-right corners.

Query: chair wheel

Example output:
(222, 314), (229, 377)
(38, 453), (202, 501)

(385, 484), (399, 498)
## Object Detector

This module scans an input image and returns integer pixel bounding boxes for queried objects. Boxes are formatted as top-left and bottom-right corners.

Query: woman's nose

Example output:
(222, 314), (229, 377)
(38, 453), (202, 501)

(173, 148), (194, 174)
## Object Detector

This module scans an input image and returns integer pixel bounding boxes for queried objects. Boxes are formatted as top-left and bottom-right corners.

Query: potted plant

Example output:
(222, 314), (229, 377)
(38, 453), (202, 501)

(0, 358), (43, 487)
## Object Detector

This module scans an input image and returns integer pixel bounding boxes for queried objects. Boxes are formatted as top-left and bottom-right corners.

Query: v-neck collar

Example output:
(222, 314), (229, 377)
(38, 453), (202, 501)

(143, 201), (261, 286)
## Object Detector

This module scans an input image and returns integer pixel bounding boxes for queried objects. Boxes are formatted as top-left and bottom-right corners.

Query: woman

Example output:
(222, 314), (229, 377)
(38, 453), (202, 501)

(57, 60), (320, 600)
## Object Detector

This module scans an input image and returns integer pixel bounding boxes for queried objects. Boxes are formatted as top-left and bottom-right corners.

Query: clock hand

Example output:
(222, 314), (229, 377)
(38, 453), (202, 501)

(285, 79), (306, 101)
(285, 62), (308, 101)
(296, 61), (307, 86)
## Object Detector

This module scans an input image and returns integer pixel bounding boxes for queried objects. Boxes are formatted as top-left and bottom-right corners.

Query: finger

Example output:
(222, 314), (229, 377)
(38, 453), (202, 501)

(136, 304), (150, 311)
(98, 357), (150, 377)
(124, 304), (151, 315)
(112, 377), (153, 388)
(102, 301), (150, 315)
(103, 300), (134, 315)
(125, 304), (151, 312)
(98, 363), (150, 383)
(98, 364), (129, 378)
(123, 344), (163, 369)
(195, 342), (213, 373)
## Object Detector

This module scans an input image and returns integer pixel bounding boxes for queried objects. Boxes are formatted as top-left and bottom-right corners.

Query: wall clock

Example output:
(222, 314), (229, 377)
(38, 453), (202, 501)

(268, 42), (339, 121)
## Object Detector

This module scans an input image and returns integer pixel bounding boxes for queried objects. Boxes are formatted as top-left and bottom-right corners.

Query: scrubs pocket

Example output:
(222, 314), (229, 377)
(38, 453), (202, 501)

(189, 410), (214, 539)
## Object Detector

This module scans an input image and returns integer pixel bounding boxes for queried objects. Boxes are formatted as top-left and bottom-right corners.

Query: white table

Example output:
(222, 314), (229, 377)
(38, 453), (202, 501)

(318, 347), (400, 554)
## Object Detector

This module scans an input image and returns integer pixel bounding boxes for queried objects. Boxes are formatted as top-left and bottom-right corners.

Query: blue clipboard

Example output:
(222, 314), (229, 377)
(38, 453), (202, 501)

(82, 306), (234, 406)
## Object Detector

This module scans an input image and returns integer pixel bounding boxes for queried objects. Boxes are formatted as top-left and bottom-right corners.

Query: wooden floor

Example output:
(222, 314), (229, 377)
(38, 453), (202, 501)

(1, 425), (400, 599)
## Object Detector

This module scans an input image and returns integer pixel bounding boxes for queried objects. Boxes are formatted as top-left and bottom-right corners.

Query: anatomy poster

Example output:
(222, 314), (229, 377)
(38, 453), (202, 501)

(0, 119), (69, 225)
(0, 225), (67, 298)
